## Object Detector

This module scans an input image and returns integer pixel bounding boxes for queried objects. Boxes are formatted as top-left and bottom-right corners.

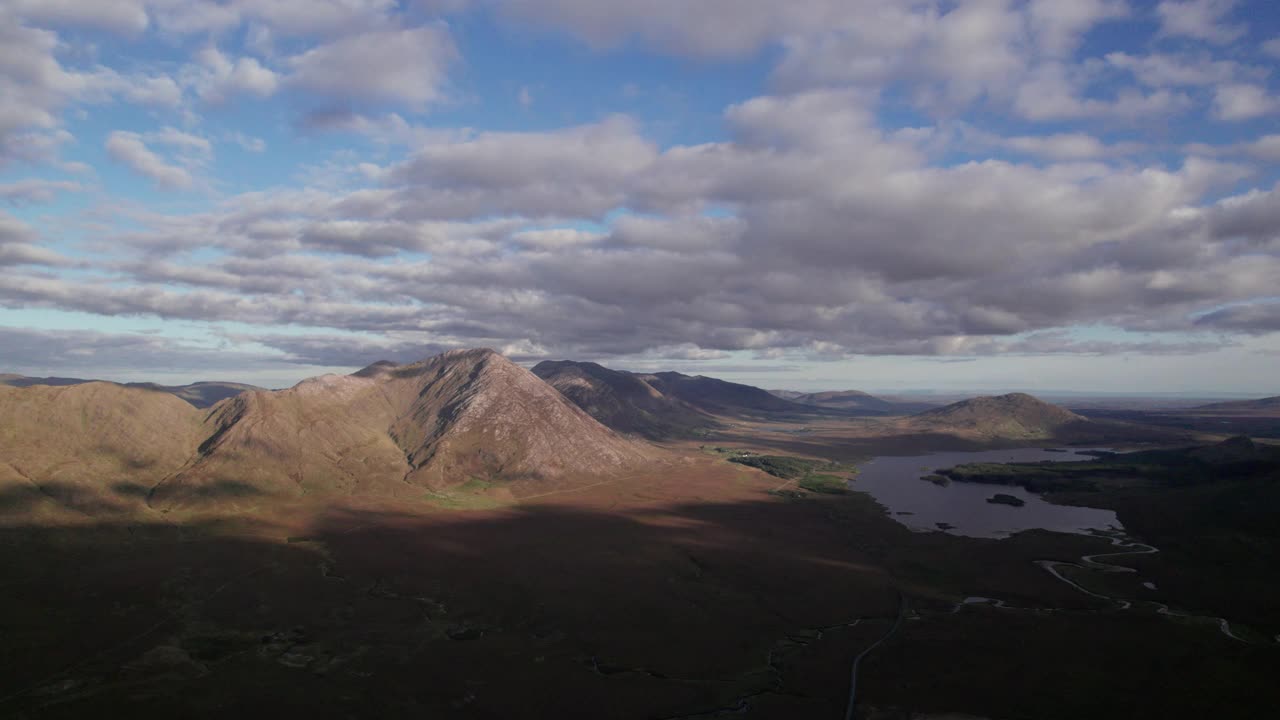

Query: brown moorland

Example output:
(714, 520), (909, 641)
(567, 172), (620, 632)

(1, 350), (1275, 719)
(3, 458), (1278, 719)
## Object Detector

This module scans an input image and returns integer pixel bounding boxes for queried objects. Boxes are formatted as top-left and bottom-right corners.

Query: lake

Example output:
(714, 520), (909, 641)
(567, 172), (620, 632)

(849, 448), (1123, 539)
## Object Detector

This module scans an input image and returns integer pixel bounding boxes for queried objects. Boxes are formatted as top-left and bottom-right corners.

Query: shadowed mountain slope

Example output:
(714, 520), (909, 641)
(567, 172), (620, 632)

(639, 371), (814, 416)
(0, 382), (206, 518)
(124, 381), (262, 409)
(532, 361), (717, 439)
(533, 361), (864, 438)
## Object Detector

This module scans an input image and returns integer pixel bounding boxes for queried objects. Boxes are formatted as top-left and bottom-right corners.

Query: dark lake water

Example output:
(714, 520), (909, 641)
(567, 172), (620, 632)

(849, 448), (1123, 539)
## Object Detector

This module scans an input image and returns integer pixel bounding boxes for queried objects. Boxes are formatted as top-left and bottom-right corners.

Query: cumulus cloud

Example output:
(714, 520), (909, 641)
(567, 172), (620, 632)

(0, 19), (80, 164)
(1213, 84), (1279, 120)
(384, 115), (656, 217)
(0, 326), (288, 378)
(1156, 0), (1246, 44)
(1194, 303), (1280, 333)
(2, 0), (1279, 373)
(226, 331), (460, 368)
(491, 0), (843, 57)
(0, 211), (73, 267)
(0, 14), (184, 166)
(510, 228), (604, 249)
(3, 0), (150, 34)
(184, 46), (279, 104)
(1105, 52), (1263, 88)
(957, 125), (1143, 160)
(0, 179), (83, 205)
(105, 131), (194, 189)
(8, 87), (1263, 365)
(1012, 62), (1192, 121)
(1241, 135), (1280, 161)
(150, 0), (401, 37)
(287, 25), (457, 107)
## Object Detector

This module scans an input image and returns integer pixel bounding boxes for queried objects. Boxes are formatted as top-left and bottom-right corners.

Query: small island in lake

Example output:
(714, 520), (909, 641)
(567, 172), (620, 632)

(987, 493), (1027, 507)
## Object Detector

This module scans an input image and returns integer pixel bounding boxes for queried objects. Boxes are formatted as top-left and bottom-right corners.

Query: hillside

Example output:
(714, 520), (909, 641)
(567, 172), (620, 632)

(771, 388), (941, 415)
(0, 373), (261, 409)
(534, 362), (849, 437)
(154, 349), (657, 509)
(0, 382), (206, 518)
(791, 389), (893, 411)
(532, 360), (716, 439)
(639, 371), (833, 418)
(1189, 396), (1280, 416)
(1, 350), (659, 515)
(124, 381), (262, 409)
(905, 393), (1089, 440)
(0, 374), (100, 388)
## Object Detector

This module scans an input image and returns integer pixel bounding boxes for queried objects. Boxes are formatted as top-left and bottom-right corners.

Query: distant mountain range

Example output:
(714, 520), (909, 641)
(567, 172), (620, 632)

(1189, 396), (1280, 416)
(532, 360), (865, 439)
(531, 361), (716, 440)
(768, 388), (938, 414)
(0, 374), (260, 409)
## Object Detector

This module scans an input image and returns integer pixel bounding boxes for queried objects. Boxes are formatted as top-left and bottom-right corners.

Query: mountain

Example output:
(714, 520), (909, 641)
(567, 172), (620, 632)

(0, 373), (100, 388)
(154, 349), (657, 509)
(531, 360), (716, 439)
(0, 382), (206, 517)
(124, 381), (262, 409)
(0, 373), (261, 409)
(1189, 396), (1280, 416)
(789, 389), (894, 411)
(2, 350), (658, 515)
(638, 371), (828, 417)
(905, 393), (1088, 440)
(1187, 435), (1269, 464)
(769, 388), (940, 415)
(533, 361), (848, 437)
(779, 389), (917, 414)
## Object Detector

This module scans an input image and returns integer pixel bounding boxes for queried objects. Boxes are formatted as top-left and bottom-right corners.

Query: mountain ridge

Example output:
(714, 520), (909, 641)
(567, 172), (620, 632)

(532, 360), (718, 439)
(1189, 395), (1280, 416)
(3, 349), (660, 515)
(0, 373), (262, 409)
(532, 360), (855, 438)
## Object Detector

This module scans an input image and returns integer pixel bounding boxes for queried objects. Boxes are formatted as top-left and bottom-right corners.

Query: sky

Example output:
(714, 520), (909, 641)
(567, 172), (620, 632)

(1, 0), (1279, 394)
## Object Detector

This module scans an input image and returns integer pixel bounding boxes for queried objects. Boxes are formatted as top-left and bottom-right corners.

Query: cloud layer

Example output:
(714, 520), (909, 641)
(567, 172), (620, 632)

(0, 0), (1278, 380)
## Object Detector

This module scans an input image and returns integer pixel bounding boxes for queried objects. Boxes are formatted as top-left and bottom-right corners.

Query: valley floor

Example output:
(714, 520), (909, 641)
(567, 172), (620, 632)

(3, 444), (1279, 719)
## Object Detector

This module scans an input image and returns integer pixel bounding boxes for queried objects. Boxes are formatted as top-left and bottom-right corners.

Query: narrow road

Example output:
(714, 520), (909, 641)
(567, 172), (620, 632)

(845, 590), (906, 720)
